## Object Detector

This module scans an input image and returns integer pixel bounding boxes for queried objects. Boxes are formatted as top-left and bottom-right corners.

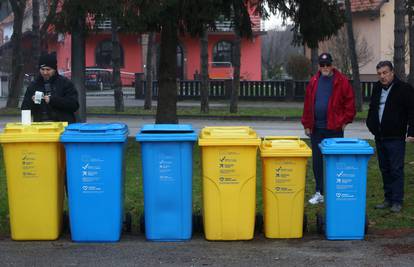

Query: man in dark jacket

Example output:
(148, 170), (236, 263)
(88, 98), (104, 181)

(21, 52), (79, 123)
(302, 53), (356, 205)
(366, 60), (414, 213)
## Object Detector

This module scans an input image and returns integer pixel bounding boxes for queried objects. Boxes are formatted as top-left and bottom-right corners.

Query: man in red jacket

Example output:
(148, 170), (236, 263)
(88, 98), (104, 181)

(301, 53), (356, 204)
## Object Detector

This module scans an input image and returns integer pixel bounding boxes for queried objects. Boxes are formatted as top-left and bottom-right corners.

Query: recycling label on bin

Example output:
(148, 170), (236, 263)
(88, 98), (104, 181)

(21, 150), (38, 178)
(217, 150), (240, 185)
(158, 152), (176, 182)
(80, 155), (104, 194)
(333, 162), (358, 201)
(273, 160), (296, 194)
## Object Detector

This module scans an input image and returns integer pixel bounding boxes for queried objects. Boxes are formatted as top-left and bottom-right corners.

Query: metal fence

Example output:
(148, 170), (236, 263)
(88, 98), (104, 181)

(134, 79), (376, 101)
(1, 72), (376, 102)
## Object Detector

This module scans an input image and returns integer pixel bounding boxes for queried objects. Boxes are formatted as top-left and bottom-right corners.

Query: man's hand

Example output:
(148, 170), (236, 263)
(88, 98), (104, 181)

(305, 128), (311, 137)
(43, 95), (50, 104)
(406, 136), (414, 142)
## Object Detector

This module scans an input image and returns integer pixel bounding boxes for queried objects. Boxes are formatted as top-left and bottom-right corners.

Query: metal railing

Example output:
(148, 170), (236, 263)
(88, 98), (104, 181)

(3, 73), (376, 101)
(134, 79), (375, 101)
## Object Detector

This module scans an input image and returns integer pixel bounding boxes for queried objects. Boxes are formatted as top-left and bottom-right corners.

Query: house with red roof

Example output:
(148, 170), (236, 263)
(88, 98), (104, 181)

(308, 0), (404, 81)
(0, 1), (265, 83)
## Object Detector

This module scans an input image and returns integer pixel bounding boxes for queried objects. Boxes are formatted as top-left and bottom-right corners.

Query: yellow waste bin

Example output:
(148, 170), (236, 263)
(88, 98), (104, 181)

(260, 136), (311, 238)
(199, 126), (261, 240)
(0, 122), (67, 240)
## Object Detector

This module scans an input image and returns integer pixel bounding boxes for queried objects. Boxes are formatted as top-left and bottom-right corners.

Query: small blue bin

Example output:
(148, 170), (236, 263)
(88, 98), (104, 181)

(61, 123), (128, 242)
(319, 138), (374, 240)
(136, 124), (197, 241)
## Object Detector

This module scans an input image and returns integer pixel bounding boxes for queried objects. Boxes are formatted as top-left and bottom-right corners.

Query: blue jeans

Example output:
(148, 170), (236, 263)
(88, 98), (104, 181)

(310, 128), (344, 194)
(375, 138), (406, 205)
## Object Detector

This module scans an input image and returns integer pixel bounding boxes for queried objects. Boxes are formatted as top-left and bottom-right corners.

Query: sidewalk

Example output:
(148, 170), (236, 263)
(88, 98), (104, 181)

(0, 115), (374, 139)
(1, 231), (413, 266)
(0, 96), (304, 109)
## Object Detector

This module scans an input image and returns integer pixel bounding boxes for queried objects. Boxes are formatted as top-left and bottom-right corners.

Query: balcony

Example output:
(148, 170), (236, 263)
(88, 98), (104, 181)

(94, 19), (112, 30)
(212, 14), (263, 33)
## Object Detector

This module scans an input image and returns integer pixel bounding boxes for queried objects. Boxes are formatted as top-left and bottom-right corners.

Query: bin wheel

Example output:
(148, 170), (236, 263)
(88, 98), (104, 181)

(139, 214), (145, 234)
(192, 212), (204, 234)
(316, 212), (325, 235)
(255, 213), (263, 234)
(123, 212), (132, 233)
(303, 213), (308, 234)
(62, 211), (70, 235)
(365, 213), (369, 234)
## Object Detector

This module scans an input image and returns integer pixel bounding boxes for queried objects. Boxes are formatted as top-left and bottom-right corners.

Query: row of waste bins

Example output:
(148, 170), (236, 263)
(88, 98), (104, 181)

(0, 122), (373, 242)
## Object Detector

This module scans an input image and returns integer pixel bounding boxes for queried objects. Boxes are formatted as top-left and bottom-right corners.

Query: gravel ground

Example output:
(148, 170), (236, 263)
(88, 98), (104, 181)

(1, 230), (414, 267)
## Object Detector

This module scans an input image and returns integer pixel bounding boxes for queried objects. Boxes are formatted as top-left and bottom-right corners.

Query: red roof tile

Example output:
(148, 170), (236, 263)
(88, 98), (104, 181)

(351, 0), (386, 12)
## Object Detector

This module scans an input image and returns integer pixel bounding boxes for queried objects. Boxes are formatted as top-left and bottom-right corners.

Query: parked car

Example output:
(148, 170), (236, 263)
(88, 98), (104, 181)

(85, 67), (112, 91)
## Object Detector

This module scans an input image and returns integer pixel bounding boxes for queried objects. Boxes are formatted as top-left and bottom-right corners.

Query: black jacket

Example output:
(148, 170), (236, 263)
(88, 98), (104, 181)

(366, 77), (414, 139)
(21, 73), (79, 123)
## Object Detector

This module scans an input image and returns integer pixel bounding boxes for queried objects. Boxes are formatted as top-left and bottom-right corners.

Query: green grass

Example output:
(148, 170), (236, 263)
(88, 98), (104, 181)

(0, 138), (413, 236)
(88, 106), (369, 119)
(1, 105), (369, 119)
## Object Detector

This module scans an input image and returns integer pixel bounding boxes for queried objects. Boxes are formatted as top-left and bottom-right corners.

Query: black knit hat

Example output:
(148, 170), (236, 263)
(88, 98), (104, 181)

(39, 52), (57, 70)
(318, 53), (333, 65)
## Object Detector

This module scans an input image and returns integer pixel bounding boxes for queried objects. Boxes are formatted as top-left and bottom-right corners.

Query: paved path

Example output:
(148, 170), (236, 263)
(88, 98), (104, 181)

(1, 232), (414, 266)
(1, 96), (304, 108)
(0, 115), (374, 140)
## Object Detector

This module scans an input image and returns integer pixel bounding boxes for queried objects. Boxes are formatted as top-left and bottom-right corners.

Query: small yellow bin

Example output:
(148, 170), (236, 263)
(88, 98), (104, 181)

(199, 126), (261, 240)
(260, 136), (311, 238)
(0, 122), (67, 240)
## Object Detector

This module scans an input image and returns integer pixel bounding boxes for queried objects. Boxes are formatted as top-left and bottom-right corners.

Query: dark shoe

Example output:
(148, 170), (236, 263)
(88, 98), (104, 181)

(390, 203), (402, 213)
(375, 201), (391, 209)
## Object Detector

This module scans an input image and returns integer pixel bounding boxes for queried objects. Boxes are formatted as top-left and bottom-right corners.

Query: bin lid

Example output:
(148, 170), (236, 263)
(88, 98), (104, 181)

(260, 136), (312, 157)
(60, 123), (128, 142)
(136, 124), (197, 142)
(0, 122), (67, 143)
(198, 126), (261, 146)
(319, 138), (374, 155)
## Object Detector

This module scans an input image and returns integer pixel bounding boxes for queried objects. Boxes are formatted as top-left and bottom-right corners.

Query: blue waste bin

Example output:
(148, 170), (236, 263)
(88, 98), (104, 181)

(61, 123), (128, 242)
(319, 138), (374, 240)
(136, 124), (197, 241)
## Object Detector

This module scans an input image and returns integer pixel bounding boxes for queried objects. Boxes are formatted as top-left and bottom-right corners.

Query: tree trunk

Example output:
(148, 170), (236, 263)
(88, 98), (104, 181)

(230, 34), (241, 113)
(200, 29), (209, 113)
(144, 32), (155, 110)
(40, 0), (58, 50)
(111, 17), (124, 112)
(394, 0), (407, 80)
(6, 0), (25, 108)
(32, 0), (40, 73)
(71, 16), (86, 122)
(311, 46), (319, 75)
(156, 18), (178, 124)
(344, 0), (362, 112)
(408, 3), (414, 86)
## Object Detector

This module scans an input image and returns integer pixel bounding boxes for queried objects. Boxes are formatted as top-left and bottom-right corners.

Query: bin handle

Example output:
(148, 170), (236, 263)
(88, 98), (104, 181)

(203, 127), (253, 137)
(263, 136), (300, 141)
(333, 139), (359, 144)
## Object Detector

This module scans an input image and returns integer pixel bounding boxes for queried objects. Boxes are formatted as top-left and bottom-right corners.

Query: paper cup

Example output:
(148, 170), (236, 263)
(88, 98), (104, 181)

(21, 110), (31, 125)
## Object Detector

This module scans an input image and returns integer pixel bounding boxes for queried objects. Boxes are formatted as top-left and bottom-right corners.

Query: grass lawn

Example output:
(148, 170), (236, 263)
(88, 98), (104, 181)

(88, 106), (369, 120)
(0, 105), (369, 120)
(0, 138), (413, 237)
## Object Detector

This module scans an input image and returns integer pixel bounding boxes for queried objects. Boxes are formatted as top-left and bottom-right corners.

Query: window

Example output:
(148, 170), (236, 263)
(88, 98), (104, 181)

(212, 41), (233, 65)
(95, 40), (124, 68)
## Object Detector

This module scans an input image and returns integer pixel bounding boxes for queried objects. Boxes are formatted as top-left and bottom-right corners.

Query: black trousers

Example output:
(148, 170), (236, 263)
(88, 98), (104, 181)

(310, 127), (344, 195)
(375, 138), (406, 205)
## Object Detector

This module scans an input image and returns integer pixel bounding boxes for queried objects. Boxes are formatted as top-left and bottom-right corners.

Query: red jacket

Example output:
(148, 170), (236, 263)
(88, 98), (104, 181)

(301, 69), (356, 132)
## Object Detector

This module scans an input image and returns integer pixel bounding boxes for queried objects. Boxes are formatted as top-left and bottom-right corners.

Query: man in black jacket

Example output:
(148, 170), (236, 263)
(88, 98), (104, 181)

(366, 61), (414, 213)
(21, 52), (79, 123)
